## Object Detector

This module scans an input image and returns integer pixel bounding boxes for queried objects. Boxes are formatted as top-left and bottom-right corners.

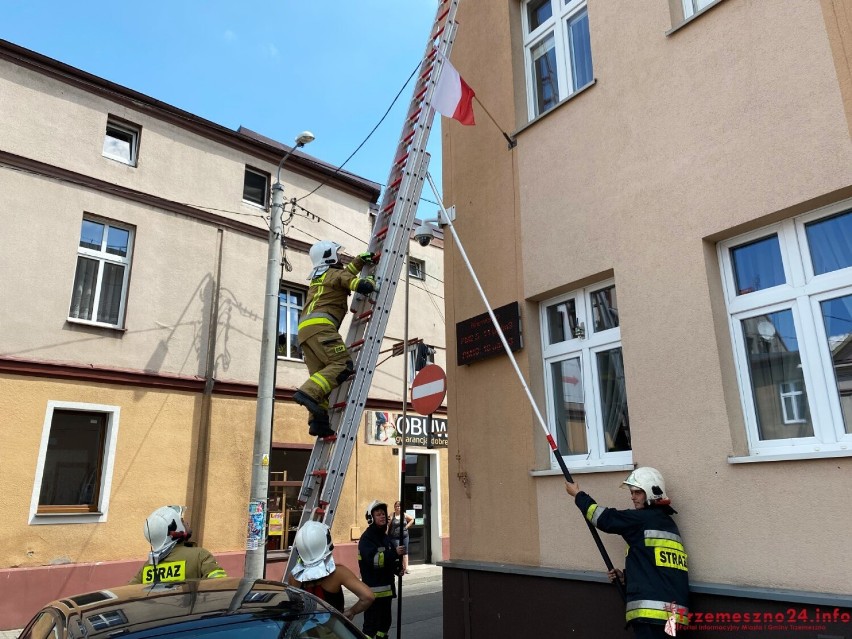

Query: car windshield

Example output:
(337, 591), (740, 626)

(121, 613), (360, 639)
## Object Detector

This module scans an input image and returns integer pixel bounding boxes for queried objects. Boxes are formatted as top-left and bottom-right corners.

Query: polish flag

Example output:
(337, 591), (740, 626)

(431, 52), (476, 126)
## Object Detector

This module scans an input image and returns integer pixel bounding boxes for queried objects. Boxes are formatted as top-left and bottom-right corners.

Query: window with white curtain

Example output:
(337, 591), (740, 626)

(278, 285), (305, 360)
(68, 217), (134, 328)
(541, 280), (632, 468)
(719, 201), (852, 458)
(521, 0), (594, 120)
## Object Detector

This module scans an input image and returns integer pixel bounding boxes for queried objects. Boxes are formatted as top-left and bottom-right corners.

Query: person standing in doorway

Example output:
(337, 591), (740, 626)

(388, 501), (414, 574)
(564, 467), (689, 638)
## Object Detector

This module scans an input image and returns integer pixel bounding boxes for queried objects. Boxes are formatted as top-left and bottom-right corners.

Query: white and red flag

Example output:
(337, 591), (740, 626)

(431, 51), (476, 126)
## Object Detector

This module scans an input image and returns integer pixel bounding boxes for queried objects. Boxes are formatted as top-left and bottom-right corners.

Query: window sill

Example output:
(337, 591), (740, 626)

(102, 153), (137, 167)
(530, 463), (634, 477)
(30, 511), (106, 525)
(66, 318), (127, 333)
(666, 0), (725, 37)
(728, 447), (852, 464)
(513, 79), (597, 139)
(242, 199), (269, 212)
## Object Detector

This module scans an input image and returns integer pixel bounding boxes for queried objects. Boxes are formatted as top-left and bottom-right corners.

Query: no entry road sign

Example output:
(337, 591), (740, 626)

(410, 364), (447, 415)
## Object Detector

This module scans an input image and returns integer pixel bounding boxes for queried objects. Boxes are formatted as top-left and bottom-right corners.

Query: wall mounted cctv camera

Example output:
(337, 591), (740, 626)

(414, 223), (435, 247)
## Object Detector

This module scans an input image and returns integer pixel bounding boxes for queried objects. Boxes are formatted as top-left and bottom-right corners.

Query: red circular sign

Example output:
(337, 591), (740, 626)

(410, 364), (447, 415)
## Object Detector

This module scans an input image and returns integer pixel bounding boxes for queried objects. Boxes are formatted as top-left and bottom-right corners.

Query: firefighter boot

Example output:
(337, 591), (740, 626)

(294, 390), (329, 420)
(308, 414), (335, 438)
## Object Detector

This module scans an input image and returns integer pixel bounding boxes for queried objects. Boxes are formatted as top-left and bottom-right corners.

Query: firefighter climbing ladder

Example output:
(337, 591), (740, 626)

(284, 0), (460, 575)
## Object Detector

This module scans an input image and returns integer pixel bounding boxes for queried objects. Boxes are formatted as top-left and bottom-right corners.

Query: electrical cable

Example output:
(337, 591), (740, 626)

(295, 60), (421, 204)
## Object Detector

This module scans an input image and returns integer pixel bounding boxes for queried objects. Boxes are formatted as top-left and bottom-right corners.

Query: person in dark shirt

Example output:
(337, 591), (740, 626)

(565, 467), (689, 638)
(357, 500), (405, 638)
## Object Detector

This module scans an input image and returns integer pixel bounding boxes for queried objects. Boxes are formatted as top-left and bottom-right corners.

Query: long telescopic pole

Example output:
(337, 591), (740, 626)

(425, 173), (624, 600)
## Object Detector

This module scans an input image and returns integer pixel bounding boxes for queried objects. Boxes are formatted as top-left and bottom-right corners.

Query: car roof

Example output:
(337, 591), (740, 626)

(42, 578), (327, 639)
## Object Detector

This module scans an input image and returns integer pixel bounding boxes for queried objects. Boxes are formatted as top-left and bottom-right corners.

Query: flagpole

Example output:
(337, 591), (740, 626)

(472, 96), (516, 149)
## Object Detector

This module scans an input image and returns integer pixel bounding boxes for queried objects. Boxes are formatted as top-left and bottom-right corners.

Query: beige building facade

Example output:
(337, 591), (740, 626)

(440, 1), (852, 637)
(0, 40), (449, 629)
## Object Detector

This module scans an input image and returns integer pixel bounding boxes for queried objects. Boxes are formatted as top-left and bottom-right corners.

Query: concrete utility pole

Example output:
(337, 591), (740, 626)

(244, 131), (314, 580)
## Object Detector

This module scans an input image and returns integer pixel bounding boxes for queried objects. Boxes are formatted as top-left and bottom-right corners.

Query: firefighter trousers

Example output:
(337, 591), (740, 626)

(297, 324), (352, 405)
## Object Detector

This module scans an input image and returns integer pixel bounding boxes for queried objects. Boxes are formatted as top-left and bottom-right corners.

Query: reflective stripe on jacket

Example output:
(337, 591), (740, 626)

(128, 543), (227, 585)
(298, 258), (368, 333)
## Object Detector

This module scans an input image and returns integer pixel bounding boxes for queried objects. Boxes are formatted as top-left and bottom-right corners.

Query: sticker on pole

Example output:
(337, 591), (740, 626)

(411, 364), (447, 415)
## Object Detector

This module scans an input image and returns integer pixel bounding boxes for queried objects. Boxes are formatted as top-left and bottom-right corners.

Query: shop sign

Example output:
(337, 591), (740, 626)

(366, 411), (448, 448)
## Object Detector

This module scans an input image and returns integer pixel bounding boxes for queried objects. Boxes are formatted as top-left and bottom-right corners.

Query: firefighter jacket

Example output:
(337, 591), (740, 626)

(357, 524), (401, 599)
(298, 258), (373, 337)
(574, 491), (689, 627)
(128, 542), (228, 585)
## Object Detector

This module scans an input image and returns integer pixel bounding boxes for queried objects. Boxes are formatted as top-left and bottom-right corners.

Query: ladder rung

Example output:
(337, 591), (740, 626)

(388, 176), (403, 191)
(349, 338), (365, 350)
(435, 7), (450, 24)
(313, 508), (326, 517)
(374, 226), (389, 240)
(312, 469), (328, 478)
(355, 309), (374, 321)
(393, 152), (410, 169)
(433, 25), (446, 39)
(419, 65), (434, 82)
(401, 131), (416, 147)
(332, 401), (347, 409)
(414, 87), (428, 103)
(407, 108), (422, 125)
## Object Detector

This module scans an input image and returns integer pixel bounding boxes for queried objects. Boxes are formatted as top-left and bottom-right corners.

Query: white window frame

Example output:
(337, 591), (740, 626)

(409, 258), (426, 281)
(243, 166), (269, 209)
(29, 401), (121, 525)
(102, 118), (140, 166)
(521, 0), (593, 120)
(278, 285), (305, 361)
(68, 216), (134, 329)
(719, 199), (852, 460)
(540, 279), (633, 470)
(682, 0), (716, 20)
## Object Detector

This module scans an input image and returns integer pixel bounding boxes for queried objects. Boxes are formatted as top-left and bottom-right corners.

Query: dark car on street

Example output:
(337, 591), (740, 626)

(17, 578), (367, 639)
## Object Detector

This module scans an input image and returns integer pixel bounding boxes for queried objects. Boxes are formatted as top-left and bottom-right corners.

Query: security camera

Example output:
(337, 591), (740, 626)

(414, 222), (434, 247)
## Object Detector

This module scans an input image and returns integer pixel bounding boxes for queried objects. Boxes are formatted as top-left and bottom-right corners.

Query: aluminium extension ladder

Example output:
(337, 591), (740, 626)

(284, 0), (461, 576)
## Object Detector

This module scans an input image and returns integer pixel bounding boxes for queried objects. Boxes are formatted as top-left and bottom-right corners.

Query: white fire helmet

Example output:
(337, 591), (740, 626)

(144, 505), (187, 554)
(365, 499), (388, 525)
(622, 467), (668, 505)
(308, 241), (343, 279)
(291, 520), (336, 582)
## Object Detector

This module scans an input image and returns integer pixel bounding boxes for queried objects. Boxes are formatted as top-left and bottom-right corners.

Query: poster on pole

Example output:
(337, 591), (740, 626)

(246, 500), (265, 550)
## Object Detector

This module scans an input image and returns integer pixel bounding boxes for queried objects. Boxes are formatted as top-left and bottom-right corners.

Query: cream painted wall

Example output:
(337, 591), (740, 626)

(444, 0), (852, 595)
(0, 52), (446, 394)
(0, 375), (204, 568)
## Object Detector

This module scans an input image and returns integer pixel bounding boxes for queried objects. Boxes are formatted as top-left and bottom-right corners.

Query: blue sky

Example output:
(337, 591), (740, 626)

(2, 0), (443, 210)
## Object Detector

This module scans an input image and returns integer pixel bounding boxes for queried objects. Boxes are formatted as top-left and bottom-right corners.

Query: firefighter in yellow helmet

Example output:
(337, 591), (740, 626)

(294, 241), (377, 437)
(128, 505), (227, 585)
